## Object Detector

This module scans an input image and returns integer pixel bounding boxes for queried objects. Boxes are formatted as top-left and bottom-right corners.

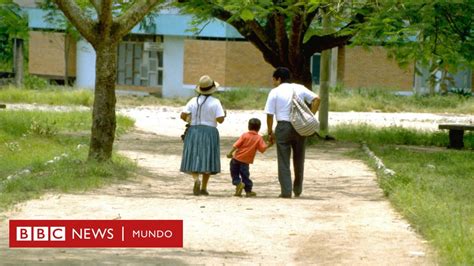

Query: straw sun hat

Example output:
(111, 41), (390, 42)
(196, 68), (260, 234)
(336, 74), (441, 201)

(195, 75), (220, 95)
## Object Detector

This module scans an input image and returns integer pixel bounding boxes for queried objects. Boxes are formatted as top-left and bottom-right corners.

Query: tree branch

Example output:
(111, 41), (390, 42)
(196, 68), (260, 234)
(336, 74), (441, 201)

(98, 0), (113, 31)
(89, 0), (100, 13)
(303, 32), (352, 56)
(115, 0), (162, 39)
(289, 11), (304, 68)
(53, 0), (96, 44)
(274, 12), (289, 64)
(304, 12), (365, 56)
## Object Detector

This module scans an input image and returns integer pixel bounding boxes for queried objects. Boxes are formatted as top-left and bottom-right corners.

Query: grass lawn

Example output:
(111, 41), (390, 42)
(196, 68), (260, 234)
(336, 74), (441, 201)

(371, 145), (473, 265)
(1, 86), (472, 113)
(0, 110), (135, 211)
(316, 125), (474, 265)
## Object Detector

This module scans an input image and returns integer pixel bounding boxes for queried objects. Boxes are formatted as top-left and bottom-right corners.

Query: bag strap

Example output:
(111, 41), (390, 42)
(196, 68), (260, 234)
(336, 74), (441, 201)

(195, 94), (210, 125)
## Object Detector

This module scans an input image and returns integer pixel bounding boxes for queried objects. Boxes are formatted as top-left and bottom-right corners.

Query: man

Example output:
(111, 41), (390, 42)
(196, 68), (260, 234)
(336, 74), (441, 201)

(264, 67), (321, 198)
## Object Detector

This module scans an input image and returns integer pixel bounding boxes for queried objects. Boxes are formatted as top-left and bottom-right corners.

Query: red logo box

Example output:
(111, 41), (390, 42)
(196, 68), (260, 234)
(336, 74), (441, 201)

(9, 220), (183, 248)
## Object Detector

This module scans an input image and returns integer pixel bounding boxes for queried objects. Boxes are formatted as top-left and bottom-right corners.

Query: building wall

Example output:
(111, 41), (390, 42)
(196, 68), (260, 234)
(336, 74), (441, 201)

(183, 39), (273, 88)
(183, 39), (227, 86)
(163, 36), (191, 98)
(343, 46), (414, 90)
(75, 40), (95, 89)
(29, 31), (76, 78)
(224, 41), (273, 87)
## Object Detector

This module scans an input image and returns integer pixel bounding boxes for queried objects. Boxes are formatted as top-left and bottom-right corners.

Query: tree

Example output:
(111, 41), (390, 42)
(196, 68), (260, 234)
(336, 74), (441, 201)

(352, 0), (474, 95)
(177, 0), (368, 89)
(52, 0), (164, 162)
(40, 0), (82, 86)
(0, 0), (28, 85)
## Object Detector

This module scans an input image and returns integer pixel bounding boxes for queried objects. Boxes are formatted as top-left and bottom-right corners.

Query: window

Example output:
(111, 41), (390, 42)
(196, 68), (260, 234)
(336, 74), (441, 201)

(117, 40), (163, 87)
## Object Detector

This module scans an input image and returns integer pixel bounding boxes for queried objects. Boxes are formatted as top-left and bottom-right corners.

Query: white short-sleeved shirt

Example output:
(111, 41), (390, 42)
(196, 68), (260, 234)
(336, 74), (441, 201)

(182, 95), (225, 127)
(264, 83), (318, 122)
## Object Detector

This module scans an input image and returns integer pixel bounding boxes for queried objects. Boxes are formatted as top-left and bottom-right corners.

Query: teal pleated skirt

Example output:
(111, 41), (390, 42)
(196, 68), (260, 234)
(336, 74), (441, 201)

(180, 125), (221, 175)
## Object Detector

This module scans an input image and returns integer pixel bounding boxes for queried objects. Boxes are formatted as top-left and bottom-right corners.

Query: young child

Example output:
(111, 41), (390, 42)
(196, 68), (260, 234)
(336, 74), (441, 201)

(226, 118), (273, 197)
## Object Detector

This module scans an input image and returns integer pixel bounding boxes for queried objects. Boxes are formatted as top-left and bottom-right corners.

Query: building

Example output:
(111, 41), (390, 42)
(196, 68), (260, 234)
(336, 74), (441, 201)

(20, 1), (473, 97)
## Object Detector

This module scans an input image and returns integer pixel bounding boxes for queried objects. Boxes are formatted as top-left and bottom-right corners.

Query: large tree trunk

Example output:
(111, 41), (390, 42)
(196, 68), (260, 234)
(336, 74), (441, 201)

(53, 0), (162, 163)
(289, 55), (313, 90)
(88, 41), (118, 162)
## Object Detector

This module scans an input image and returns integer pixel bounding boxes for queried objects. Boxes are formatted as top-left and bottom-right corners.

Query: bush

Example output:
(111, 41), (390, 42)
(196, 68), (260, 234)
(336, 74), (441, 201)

(23, 75), (49, 90)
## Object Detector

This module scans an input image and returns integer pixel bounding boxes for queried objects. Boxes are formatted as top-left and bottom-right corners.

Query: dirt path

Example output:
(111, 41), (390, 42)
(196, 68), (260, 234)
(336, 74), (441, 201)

(0, 128), (434, 264)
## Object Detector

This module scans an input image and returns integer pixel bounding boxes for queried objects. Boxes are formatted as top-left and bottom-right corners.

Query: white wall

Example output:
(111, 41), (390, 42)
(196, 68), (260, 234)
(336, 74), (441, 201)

(75, 40), (96, 89)
(75, 36), (194, 97)
(163, 36), (193, 98)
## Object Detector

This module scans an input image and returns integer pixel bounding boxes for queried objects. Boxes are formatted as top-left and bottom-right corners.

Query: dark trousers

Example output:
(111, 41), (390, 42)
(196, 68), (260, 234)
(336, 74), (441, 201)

(275, 121), (306, 197)
(230, 158), (253, 192)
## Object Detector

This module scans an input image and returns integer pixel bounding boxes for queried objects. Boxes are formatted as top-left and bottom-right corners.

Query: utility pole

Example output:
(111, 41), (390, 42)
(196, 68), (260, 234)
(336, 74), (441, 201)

(318, 7), (330, 136)
(13, 38), (24, 87)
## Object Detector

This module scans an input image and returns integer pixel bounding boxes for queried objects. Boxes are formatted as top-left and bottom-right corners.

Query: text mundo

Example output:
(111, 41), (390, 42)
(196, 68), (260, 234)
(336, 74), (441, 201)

(132, 229), (173, 239)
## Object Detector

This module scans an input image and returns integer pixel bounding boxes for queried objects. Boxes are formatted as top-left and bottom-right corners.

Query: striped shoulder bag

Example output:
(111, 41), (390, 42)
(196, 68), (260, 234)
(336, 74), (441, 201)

(290, 88), (319, 136)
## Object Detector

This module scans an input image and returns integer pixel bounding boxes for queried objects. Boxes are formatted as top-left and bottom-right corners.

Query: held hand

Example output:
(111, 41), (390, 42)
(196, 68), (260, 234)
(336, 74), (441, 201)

(268, 133), (275, 144)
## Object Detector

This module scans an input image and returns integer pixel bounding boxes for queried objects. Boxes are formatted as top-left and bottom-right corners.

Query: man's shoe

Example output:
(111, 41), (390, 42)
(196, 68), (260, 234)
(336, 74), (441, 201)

(234, 182), (245, 197)
(193, 180), (201, 196)
(294, 193), (301, 197)
(245, 191), (257, 197)
(279, 194), (292, 198)
(200, 189), (209, 196)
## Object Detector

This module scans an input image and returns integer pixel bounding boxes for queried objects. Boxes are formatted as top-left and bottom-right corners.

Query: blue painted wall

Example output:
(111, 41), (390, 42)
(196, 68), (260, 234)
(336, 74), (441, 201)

(26, 8), (243, 39)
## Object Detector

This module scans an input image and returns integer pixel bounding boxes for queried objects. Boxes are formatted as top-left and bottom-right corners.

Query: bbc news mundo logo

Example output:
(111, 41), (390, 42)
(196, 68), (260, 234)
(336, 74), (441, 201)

(10, 220), (183, 248)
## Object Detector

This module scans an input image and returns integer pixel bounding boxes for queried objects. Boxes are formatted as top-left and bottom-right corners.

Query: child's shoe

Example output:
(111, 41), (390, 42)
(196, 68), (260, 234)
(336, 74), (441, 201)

(234, 182), (245, 197)
(245, 191), (257, 197)
(200, 189), (209, 196)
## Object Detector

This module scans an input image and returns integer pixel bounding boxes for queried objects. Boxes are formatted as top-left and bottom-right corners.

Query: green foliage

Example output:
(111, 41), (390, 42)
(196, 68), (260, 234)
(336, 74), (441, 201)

(313, 124), (474, 148)
(0, 1), (28, 39)
(0, 0), (28, 65)
(28, 119), (58, 137)
(449, 87), (472, 98)
(0, 86), (94, 106)
(353, 0), (474, 86)
(0, 151), (135, 210)
(0, 109), (135, 210)
(1, 86), (472, 113)
(328, 87), (474, 114)
(23, 75), (49, 90)
(214, 88), (270, 110)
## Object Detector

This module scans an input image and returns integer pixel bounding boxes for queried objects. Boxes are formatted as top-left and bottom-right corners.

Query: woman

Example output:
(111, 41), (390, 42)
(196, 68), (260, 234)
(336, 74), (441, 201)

(180, 75), (226, 196)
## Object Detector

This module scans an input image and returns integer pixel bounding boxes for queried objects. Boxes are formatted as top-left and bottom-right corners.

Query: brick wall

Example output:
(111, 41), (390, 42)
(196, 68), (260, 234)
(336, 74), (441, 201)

(28, 31), (76, 78)
(183, 39), (226, 86)
(224, 41), (273, 87)
(343, 46), (414, 90)
(183, 39), (273, 88)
